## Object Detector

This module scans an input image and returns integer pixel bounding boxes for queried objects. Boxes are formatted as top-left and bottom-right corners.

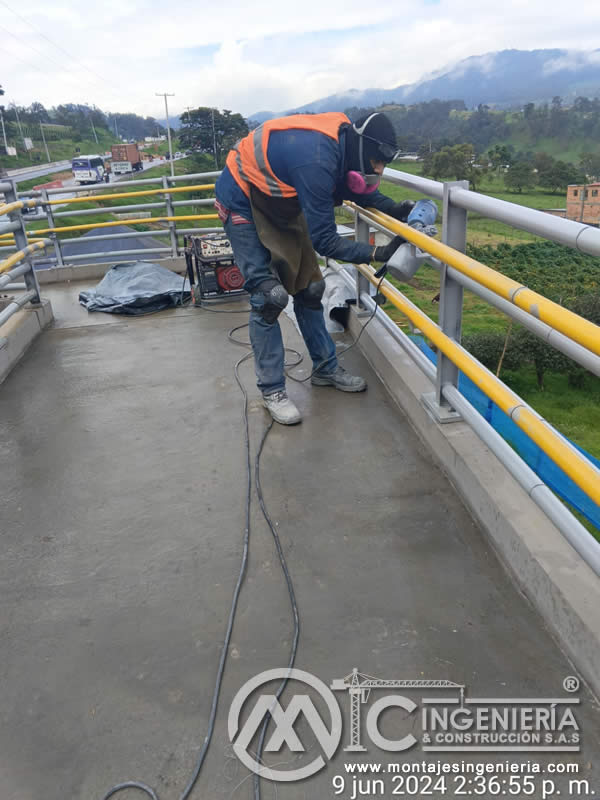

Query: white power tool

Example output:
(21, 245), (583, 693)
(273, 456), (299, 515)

(377, 198), (438, 282)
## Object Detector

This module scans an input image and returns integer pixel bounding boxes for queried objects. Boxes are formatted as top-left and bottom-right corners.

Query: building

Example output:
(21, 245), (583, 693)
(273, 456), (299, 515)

(566, 183), (600, 225)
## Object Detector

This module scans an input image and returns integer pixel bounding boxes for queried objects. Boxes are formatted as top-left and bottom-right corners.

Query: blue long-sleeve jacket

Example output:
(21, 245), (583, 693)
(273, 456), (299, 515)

(215, 127), (396, 264)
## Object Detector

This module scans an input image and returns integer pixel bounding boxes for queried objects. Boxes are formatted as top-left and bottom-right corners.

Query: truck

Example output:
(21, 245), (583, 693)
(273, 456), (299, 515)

(110, 143), (143, 175)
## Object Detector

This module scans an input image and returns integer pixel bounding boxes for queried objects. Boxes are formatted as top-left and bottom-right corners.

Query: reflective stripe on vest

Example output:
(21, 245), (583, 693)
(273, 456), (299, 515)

(226, 112), (350, 199)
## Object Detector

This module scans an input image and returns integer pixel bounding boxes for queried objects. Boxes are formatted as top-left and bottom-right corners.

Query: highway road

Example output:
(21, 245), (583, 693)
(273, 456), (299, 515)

(5, 154), (186, 187)
(33, 225), (169, 269)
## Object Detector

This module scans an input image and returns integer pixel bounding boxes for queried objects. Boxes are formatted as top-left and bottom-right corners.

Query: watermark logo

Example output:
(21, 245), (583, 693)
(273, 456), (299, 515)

(228, 667), (342, 782)
(229, 666), (581, 782)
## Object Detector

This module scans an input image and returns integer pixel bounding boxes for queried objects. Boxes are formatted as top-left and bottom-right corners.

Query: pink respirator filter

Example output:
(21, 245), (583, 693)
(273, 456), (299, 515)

(346, 171), (380, 195)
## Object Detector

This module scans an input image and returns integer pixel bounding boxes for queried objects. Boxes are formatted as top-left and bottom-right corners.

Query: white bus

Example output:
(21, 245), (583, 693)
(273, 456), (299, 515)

(71, 155), (106, 184)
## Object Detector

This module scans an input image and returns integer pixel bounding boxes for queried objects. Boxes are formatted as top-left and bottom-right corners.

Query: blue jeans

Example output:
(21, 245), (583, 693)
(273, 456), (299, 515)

(223, 214), (337, 395)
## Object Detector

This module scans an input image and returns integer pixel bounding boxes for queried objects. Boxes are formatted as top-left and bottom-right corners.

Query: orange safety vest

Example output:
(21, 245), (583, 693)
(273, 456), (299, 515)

(226, 112), (350, 199)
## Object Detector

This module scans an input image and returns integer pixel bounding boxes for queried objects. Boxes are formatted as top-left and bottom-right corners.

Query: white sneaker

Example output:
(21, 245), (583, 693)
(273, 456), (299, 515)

(263, 390), (302, 425)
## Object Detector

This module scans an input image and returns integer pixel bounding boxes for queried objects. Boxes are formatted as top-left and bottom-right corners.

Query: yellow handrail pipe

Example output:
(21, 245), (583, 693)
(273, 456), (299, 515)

(351, 204), (600, 357)
(356, 260), (600, 505)
(47, 184), (216, 206)
(29, 214), (220, 235)
(0, 198), (38, 217)
(0, 240), (50, 274)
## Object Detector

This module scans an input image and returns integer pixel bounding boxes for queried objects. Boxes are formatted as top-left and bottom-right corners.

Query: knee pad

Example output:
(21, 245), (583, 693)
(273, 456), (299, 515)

(254, 279), (289, 324)
(297, 279), (326, 310)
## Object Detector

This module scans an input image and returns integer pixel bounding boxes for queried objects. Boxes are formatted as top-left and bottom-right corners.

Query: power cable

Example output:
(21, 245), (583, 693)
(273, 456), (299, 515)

(100, 275), (382, 799)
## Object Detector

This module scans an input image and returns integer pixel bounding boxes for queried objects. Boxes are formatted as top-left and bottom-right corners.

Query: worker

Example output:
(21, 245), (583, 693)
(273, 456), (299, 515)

(215, 111), (414, 425)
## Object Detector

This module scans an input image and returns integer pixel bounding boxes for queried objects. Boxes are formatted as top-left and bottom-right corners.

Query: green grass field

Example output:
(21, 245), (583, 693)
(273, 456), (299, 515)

(1, 129), (115, 170)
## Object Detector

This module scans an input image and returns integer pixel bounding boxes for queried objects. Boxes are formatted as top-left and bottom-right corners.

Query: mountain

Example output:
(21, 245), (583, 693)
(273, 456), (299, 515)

(250, 48), (600, 121)
(157, 116), (182, 130)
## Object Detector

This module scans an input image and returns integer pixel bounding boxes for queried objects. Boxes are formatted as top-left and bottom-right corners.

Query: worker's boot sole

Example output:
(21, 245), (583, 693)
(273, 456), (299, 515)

(311, 375), (367, 392)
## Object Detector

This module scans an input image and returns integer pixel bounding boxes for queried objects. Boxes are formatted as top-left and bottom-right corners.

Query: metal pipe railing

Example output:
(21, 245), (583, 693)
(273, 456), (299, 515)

(342, 201), (600, 377)
(355, 260), (600, 506)
(337, 268), (600, 576)
(0, 240), (50, 274)
(53, 202), (166, 219)
(0, 220), (21, 235)
(46, 183), (215, 206)
(18, 171), (222, 198)
(382, 167), (600, 258)
(0, 198), (39, 217)
(62, 248), (172, 262)
(352, 204), (600, 357)
(0, 262), (30, 290)
(25, 214), (220, 236)
(57, 230), (171, 245)
(0, 290), (36, 326)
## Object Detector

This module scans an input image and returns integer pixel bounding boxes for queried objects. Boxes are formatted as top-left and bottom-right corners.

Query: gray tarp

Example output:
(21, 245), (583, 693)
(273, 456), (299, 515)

(79, 261), (189, 315)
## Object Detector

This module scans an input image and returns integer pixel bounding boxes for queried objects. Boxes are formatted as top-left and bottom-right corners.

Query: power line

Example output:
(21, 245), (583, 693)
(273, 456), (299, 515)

(0, 23), (93, 95)
(0, 0), (122, 93)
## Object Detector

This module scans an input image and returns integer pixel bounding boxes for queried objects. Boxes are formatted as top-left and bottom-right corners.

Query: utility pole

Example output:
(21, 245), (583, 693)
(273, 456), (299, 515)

(113, 115), (119, 139)
(0, 108), (8, 152)
(39, 121), (50, 162)
(11, 103), (25, 149)
(156, 92), (175, 177)
(211, 107), (218, 168)
(185, 105), (194, 124)
(89, 114), (99, 145)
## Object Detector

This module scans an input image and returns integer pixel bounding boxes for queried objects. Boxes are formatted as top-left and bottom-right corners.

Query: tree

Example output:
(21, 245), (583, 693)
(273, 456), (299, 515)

(538, 160), (584, 193)
(533, 151), (554, 173)
(423, 143), (485, 189)
(488, 144), (515, 169)
(178, 107), (248, 168)
(579, 151), (600, 181)
(504, 162), (536, 193)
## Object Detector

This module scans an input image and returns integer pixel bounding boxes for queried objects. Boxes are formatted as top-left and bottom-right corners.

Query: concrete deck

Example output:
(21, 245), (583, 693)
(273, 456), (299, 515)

(0, 283), (598, 799)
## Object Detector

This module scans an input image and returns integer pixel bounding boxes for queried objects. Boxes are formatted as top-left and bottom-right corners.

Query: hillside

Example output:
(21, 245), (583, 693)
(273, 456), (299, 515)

(250, 48), (600, 121)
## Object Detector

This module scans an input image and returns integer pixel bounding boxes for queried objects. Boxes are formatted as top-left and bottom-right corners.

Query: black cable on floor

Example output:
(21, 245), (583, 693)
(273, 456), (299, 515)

(101, 333), (255, 800)
(101, 274), (383, 799)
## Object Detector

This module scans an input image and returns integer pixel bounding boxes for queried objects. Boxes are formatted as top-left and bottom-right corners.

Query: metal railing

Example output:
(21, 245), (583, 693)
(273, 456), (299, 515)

(0, 181), (48, 325)
(0, 171), (223, 265)
(345, 165), (600, 575)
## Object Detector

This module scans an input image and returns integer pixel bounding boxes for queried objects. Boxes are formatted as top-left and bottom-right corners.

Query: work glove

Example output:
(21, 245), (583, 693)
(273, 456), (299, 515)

(387, 200), (415, 222)
(372, 235), (405, 264)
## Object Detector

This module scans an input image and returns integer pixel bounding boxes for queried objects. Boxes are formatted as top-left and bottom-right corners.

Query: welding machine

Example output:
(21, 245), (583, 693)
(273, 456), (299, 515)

(184, 232), (246, 304)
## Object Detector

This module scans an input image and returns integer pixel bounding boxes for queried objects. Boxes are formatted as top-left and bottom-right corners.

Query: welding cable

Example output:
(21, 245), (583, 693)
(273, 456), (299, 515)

(101, 274), (380, 800)
(252, 420), (301, 800)
(285, 272), (386, 384)
(101, 306), (302, 800)
(101, 347), (254, 800)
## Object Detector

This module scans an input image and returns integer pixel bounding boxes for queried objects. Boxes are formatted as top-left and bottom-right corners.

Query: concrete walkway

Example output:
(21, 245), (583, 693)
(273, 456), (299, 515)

(0, 285), (598, 799)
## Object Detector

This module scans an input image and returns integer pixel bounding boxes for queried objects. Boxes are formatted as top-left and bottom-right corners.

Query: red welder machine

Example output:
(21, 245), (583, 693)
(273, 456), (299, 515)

(184, 232), (246, 304)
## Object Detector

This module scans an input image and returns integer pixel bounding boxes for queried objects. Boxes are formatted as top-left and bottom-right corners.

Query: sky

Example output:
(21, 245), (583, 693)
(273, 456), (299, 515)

(2, 0), (600, 122)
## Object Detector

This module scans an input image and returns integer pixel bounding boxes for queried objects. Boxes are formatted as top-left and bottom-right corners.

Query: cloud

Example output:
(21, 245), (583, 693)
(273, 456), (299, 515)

(2, 0), (600, 118)
(543, 49), (600, 75)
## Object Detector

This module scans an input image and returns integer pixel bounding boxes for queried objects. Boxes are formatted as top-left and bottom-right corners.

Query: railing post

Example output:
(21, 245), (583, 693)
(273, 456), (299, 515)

(4, 179), (41, 303)
(162, 175), (178, 257)
(423, 179), (467, 423)
(354, 211), (371, 313)
(41, 188), (64, 267)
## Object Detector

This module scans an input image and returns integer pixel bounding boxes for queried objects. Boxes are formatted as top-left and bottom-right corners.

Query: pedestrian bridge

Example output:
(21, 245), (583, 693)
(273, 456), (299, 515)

(0, 169), (599, 799)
